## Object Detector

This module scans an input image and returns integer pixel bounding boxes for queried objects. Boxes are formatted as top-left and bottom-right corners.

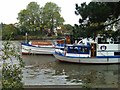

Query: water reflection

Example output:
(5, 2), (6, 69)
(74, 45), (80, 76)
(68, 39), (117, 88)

(22, 55), (119, 88)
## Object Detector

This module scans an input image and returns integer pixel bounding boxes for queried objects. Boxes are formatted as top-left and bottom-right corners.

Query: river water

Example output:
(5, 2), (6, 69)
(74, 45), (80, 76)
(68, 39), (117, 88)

(22, 54), (119, 87)
(0, 41), (119, 88)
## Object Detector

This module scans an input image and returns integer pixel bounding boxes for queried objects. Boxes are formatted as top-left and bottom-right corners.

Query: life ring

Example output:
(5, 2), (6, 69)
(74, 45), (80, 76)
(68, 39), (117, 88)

(100, 45), (107, 51)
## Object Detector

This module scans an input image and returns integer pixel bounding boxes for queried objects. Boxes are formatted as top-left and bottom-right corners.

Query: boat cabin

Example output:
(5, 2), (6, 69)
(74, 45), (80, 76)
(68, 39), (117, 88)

(55, 35), (120, 58)
(67, 45), (90, 54)
(64, 44), (94, 58)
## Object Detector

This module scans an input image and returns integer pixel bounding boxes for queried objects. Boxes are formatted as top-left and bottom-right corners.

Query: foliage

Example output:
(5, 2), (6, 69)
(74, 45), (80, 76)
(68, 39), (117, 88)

(42, 2), (64, 34)
(1, 23), (19, 40)
(1, 2), (65, 39)
(73, 24), (87, 39)
(18, 2), (41, 36)
(62, 24), (73, 34)
(17, 1), (64, 37)
(1, 41), (24, 90)
(74, 2), (120, 38)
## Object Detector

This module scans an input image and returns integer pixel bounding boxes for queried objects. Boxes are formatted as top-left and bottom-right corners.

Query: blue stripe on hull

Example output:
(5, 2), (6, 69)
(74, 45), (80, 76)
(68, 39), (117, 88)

(98, 50), (120, 52)
(55, 52), (120, 59)
(96, 56), (120, 58)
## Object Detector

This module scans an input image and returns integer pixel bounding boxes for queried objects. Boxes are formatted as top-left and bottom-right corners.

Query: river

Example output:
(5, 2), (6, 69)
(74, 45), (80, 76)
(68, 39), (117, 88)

(22, 54), (119, 87)
(0, 41), (119, 88)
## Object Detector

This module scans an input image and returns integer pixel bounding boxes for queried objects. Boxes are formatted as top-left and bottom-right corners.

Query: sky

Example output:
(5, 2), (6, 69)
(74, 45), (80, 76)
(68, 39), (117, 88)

(0, 0), (91, 25)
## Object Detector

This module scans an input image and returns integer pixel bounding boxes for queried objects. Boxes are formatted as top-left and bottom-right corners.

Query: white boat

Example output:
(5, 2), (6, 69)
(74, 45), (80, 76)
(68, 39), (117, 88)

(21, 41), (55, 55)
(54, 36), (120, 64)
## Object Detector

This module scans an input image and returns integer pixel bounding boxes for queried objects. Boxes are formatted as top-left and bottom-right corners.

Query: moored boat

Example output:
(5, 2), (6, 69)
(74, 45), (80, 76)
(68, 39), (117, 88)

(54, 35), (120, 64)
(21, 41), (55, 55)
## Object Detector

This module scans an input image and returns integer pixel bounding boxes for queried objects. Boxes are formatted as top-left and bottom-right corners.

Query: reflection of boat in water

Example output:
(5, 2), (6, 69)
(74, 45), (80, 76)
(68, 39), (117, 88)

(21, 41), (55, 55)
(54, 35), (120, 64)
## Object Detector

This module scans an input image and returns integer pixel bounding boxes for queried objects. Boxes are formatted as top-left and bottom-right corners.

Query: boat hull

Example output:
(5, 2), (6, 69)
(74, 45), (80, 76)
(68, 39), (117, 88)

(54, 54), (120, 64)
(22, 44), (55, 55)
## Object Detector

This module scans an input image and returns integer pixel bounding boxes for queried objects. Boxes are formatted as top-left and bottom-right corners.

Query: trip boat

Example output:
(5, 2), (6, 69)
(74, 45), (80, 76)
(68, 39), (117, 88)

(21, 41), (55, 55)
(54, 35), (120, 64)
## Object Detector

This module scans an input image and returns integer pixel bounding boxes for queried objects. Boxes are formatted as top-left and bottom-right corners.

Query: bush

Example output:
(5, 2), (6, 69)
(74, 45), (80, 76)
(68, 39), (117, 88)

(1, 41), (24, 90)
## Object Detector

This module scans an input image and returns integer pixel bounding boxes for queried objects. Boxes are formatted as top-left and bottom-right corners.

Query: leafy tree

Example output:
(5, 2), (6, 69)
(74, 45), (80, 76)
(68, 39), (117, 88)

(74, 2), (120, 38)
(18, 2), (64, 37)
(18, 2), (41, 35)
(2, 24), (18, 40)
(63, 24), (73, 34)
(73, 24), (87, 39)
(42, 2), (64, 35)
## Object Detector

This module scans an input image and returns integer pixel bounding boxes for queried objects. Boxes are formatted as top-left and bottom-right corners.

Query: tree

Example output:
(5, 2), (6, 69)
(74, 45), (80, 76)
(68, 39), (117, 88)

(18, 2), (41, 35)
(2, 24), (19, 40)
(18, 2), (64, 37)
(42, 2), (64, 35)
(74, 2), (120, 38)
(63, 24), (73, 34)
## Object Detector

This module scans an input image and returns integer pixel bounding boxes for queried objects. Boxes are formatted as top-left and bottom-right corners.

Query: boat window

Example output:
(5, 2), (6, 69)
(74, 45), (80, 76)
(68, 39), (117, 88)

(114, 37), (120, 44)
(60, 48), (64, 50)
(80, 47), (89, 53)
(98, 38), (109, 44)
(67, 46), (79, 53)
(114, 52), (120, 56)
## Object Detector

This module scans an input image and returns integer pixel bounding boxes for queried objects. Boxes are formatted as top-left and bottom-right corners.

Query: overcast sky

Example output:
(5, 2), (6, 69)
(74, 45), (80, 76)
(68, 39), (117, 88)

(0, 0), (91, 25)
